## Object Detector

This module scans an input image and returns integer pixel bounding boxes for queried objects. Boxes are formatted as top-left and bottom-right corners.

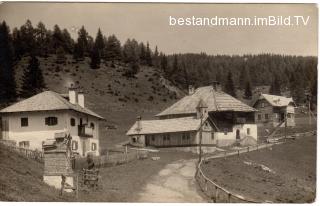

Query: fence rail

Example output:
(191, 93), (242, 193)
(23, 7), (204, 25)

(195, 130), (317, 203)
(0, 139), (44, 163)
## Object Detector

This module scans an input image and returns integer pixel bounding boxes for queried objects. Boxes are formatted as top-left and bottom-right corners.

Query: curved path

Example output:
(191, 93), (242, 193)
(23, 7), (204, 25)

(137, 159), (206, 203)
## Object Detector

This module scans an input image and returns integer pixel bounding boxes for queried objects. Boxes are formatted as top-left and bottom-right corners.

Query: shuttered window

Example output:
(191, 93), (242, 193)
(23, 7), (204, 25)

(45, 117), (58, 126)
(70, 118), (76, 126)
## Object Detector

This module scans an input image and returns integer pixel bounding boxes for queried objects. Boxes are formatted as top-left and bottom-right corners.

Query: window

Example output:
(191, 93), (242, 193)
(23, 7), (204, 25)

(261, 102), (265, 108)
(163, 134), (170, 141)
(265, 114), (269, 120)
(224, 128), (228, 135)
(70, 118), (75, 126)
(182, 132), (190, 140)
(132, 137), (137, 143)
(287, 114), (291, 118)
(72, 141), (78, 150)
(92, 143), (97, 151)
(151, 135), (155, 141)
(21, 117), (28, 127)
(211, 132), (215, 140)
(258, 114), (262, 121)
(19, 141), (29, 148)
(90, 122), (95, 129)
(247, 128), (250, 135)
(45, 117), (58, 126)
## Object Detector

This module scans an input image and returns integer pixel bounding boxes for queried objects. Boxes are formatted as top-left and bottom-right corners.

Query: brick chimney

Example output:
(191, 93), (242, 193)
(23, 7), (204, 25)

(78, 89), (85, 108)
(136, 116), (142, 132)
(68, 84), (78, 105)
(188, 85), (195, 95)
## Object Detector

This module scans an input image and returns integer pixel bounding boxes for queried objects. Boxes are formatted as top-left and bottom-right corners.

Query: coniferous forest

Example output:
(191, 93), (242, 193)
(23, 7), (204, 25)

(0, 20), (317, 107)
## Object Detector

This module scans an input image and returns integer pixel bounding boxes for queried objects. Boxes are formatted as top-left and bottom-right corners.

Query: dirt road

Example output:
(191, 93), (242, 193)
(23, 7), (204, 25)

(137, 159), (206, 203)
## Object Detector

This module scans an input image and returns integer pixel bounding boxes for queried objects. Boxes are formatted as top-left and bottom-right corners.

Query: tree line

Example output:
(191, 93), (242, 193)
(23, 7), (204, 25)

(0, 20), (317, 107)
(159, 53), (317, 105)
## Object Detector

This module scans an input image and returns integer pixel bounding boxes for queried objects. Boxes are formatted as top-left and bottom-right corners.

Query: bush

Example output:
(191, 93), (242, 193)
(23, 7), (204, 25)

(148, 96), (154, 101)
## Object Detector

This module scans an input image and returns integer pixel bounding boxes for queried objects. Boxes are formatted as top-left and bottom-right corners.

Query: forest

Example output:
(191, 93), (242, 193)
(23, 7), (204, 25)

(0, 20), (317, 107)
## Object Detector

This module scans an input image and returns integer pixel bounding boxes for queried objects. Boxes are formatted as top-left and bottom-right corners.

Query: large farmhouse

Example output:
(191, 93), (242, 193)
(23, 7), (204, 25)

(0, 86), (105, 156)
(252, 93), (295, 127)
(127, 82), (258, 148)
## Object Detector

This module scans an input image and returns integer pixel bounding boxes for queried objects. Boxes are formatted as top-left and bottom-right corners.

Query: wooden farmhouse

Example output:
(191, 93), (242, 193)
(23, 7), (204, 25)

(127, 82), (258, 149)
(0, 85), (105, 156)
(252, 93), (295, 127)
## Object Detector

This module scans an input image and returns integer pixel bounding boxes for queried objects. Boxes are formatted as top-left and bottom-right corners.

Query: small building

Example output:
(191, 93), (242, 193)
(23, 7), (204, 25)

(252, 93), (295, 127)
(0, 86), (105, 156)
(127, 82), (258, 148)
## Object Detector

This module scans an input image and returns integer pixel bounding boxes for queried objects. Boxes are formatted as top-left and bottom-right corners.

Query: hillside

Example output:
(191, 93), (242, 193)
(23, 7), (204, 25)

(0, 144), (73, 201)
(13, 55), (184, 152)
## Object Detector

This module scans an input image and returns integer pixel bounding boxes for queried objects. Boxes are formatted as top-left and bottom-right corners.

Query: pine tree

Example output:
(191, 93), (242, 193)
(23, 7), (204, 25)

(160, 54), (168, 74)
(19, 19), (35, 55)
(56, 46), (66, 64)
(94, 28), (105, 58)
(139, 42), (146, 64)
(122, 38), (139, 64)
(90, 45), (101, 69)
(21, 55), (46, 98)
(238, 65), (248, 89)
(225, 71), (236, 97)
(270, 74), (281, 95)
(105, 34), (122, 61)
(62, 28), (74, 53)
(35, 22), (49, 56)
(145, 42), (152, 66)
(244, 80), (252, 99)
(0, 21), (16, 103)
(153, 45), (159, 67)
(74, 26), (89, 59)
(52, 24), (64, 52)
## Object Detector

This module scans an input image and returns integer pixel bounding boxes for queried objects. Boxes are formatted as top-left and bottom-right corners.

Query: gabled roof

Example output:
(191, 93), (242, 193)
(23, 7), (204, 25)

(255, 93), (294, 107)
(126, 117), (206, 136)
(156, 86), (256, 117)
(0, 91), (105, 120)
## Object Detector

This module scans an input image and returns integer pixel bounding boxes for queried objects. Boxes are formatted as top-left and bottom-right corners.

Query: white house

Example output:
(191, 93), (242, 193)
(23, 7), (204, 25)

(0, 86), (105, 156)
(127, 82), (258, 149)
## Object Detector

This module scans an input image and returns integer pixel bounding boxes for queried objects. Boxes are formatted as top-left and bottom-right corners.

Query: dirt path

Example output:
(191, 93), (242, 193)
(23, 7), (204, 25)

(137, 159), (206, 203)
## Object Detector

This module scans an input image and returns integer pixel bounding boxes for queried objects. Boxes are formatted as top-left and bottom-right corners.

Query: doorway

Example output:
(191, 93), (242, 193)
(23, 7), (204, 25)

(236, 129), (240, 140)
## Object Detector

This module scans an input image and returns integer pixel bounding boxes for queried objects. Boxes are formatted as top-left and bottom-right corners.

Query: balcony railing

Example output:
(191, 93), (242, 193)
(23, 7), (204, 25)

(78, 125), (93, 137)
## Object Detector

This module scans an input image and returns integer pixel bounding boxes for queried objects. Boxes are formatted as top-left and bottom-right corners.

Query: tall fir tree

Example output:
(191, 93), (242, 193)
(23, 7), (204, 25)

(105, 34), (122, 61)
(244, 80), (252, 99)
(90, 45), (101, 69)
(94, 28), (105, 58)
(21, 55), (46, 98)
(224, 71), (236, 97)
(145, 42), (152, 66)
(139, 42), (146, 64)
(160, 53), (168, 74)
(0, 21), (16, 103)
(269, 74), (281, 95)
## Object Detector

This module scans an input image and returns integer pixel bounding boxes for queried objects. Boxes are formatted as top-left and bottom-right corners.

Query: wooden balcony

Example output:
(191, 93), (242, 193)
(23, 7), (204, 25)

(78, 125), (93, 137)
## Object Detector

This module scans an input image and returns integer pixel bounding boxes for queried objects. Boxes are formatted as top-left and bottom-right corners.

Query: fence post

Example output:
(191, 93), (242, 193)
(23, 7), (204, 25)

(204, 179), (208, 192)
(237, 150), (239, 157)
(125, 145), (128, 163)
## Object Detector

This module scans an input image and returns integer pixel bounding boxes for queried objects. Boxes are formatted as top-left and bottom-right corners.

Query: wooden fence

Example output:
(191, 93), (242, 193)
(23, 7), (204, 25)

(0, 139), (44, 163)
(195, 130), (317, 203)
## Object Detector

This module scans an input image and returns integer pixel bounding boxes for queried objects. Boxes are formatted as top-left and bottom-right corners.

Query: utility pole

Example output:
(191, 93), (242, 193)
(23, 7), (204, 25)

(199, 114), (203, 163)
(284, 112), (287, 141)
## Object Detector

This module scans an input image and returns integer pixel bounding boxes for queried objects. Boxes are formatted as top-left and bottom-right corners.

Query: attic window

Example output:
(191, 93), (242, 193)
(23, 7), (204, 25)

(90, 122), (95, 129)
(45, 117), (58, 126)
(261, 102), (265, 108)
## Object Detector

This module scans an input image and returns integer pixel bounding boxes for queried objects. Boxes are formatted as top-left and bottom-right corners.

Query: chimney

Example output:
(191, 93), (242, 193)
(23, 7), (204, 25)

(188, 85), (195, 95)
(212, 81), (221, 92)
(78, 89), (85, 108)
(136, 116), (142, 132)
(68, 84), (78, 105)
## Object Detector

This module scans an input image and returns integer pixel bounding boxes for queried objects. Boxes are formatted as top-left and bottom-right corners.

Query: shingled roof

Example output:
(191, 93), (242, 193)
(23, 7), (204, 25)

(156, 86), (256, 117)
(126, 117), (205, 136)
(255, 93), (295, 107)
(0, 91), (105, 120)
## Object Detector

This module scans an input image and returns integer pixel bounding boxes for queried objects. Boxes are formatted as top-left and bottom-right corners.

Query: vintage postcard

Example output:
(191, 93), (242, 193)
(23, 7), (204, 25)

(0, 2), (317, 203)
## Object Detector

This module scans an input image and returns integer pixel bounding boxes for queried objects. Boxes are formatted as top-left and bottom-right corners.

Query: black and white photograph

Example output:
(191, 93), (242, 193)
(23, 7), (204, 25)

(0, 2), (317, 203)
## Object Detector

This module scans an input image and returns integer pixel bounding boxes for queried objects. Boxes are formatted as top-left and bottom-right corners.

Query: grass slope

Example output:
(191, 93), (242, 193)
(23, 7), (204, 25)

(14, 55), (183, 151)
(0, 144), (74, 201)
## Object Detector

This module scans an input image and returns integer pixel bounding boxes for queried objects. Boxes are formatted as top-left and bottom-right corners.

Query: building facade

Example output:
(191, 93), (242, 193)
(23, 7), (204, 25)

(0, 87), (105, 156)
(253, 93), (295, 127)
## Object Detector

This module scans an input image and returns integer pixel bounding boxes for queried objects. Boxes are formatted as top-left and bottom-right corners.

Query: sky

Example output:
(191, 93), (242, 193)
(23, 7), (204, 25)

(0, 3), (317, 56)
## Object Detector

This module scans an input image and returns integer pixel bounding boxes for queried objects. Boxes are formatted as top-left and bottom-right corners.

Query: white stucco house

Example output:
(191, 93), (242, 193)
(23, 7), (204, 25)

(0, 86), (105, 156)
(127, 82), (258, 150)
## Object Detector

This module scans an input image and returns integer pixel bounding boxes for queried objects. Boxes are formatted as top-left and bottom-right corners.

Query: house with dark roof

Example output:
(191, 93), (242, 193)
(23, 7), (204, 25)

(252, 93), (296, 127)
(0, 85), (105, 156)
(127, 82), (258, 149)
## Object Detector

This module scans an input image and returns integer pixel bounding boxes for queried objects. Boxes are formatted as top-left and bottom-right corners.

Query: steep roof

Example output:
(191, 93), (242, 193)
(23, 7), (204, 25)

(0, 91), (105, 120)
(156, 86), (256, 117)
(255, 93), (295, 107)
(126, 117), (205, 136)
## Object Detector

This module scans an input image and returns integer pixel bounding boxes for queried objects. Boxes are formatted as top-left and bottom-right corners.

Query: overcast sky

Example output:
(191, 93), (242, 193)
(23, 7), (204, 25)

(0, 3), (317, 56)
